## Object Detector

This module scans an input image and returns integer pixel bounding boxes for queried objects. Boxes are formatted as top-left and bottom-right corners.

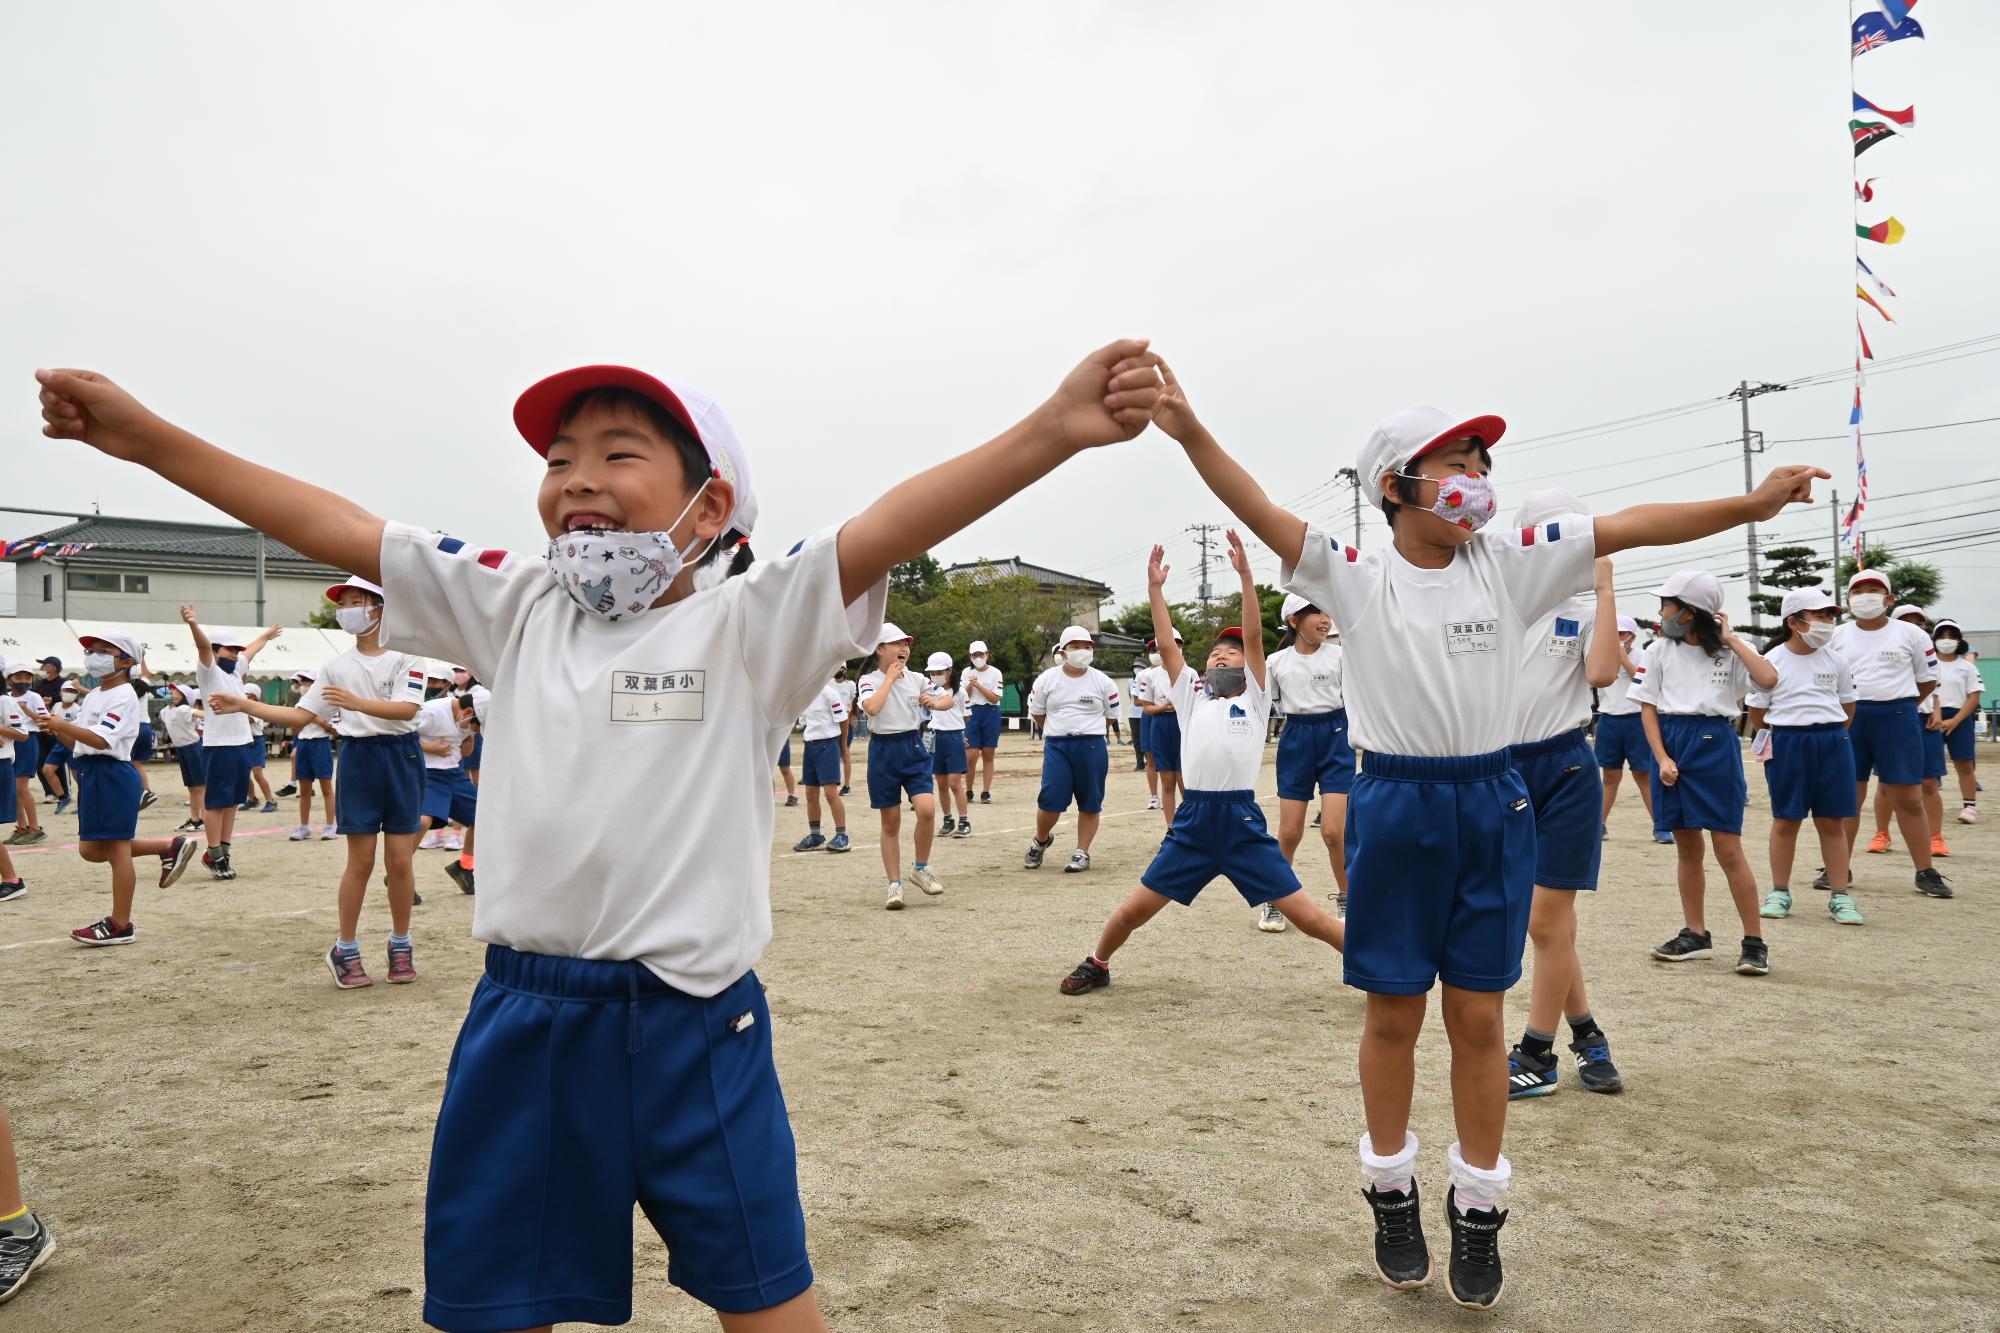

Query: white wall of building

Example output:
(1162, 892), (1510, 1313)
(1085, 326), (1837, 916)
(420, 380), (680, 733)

(10, 563), (332, 627)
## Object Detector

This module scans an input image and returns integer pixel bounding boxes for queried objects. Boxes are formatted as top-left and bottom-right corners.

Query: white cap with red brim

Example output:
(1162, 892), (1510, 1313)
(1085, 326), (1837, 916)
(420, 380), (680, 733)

(80, 630), (145, 662)
(324, 575), (385, 605)
(1357, 405), (1507, 509)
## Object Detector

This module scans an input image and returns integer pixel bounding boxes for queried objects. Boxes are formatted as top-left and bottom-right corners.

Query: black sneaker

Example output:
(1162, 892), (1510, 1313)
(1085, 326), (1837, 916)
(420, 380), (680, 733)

(1024, 836), (1052, 870)
(205, 851), (236, 881)
(0, 880), (23, 903)
(1506, 1045), (1558, 1099)
(941, 814), (956, 836)
(175, 817), (204, 833)
(1362, 1184), (1431, 1288)
(1444, 1187), (1507, 1309)
(0, 1214), (55, 1304)
(137, 789), (158, 810)
(1735, 936), (1770, 976)
(979, 791), (991, 804)
(277, 782), (299, 798)
(1569, 1030), (1624, 1092)
(1059, 957), (1109, 995)
(1811, 866), (1831, 890)
(838, 785), (851, 796)
(1651, 927), (1712, 961)
(445, 862), (475, 896)
(1915, 868), (1954, 899)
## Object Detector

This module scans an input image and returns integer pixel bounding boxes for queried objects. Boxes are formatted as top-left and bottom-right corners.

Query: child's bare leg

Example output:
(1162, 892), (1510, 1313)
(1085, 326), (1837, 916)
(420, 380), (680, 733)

(1075, 810), (1101, 853)
(1159, 772), (1180, 824)
(1814, 816), (1850, 892)
(912, 793), (936, 862)
(1710, 831), (1762, 935)
(824, 786), (846, 827)
(1143, 752), (1158, 798)
(1441, 985), (1508, 1170)
(337, 835), (378, 941)
(1768, 818), (1801, 888)
(1525, 887), (1577, 1034)
(0, 1104), (23, 1218)
(717, 1287), (830, 1332)
(1092, 886), (1173, 961)
(1922, 777), (1943, 838)
(779, 765), (796, 799)
(1272, 887), (1344, 949)
(1360, 993), (1427, 1156)
(1673, 829), (1707, 932)
(102, 842), (138, 924)
(1600, 768), (1621, 823)
(1635, 771), (1657, 822)
(878, 805), (903, 880)
(383, 831), (418, 936)
(1276, 798), (1306, 863)
(134, 763), (153, 794)
(1032, 807), (1061, 845)
(804, 786), (822, 824)
(1883, 783), (1932, 869)
(1322, 793), (1349, 895)
(17, 778), (37, 833)
(1955, 758), (1978, 805)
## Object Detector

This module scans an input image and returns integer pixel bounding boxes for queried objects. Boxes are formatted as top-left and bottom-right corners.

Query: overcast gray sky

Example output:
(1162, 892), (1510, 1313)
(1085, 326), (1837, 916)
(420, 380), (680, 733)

(6, 3), (1997, 625)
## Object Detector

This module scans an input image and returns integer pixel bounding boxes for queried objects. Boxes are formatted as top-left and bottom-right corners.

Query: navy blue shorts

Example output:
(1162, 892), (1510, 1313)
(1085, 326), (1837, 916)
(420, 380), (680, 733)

(42, 743), (70, 770)
(1945, 722), (1977, 763)
(249, 736), (267, 770)
(801, 737), (841, 788)
(12, 742), (38, 782)
(1850, 698), (1923, 785)
(0, 763), (16, 823)
(1764, 723), (1859, 821)
(1921, 725), (1947, 780)
(1510, 729), (1603, 890)
(1274, 710), (1354, 801)
(132, 723), (155, 763)
(1649, 714), (1747, 836)
(866, 732), (933, 810)
(202, 741), (255, 810)
(75, 759), (142, 842)
(777, 737), (792, 770)
(424, 948), (811, 1331)
(1133, 714), (1149, 753)
(930, 730), (968, 776)
(176, 741), (205, 787)
(1344, 750), (1535, 995)
(965, 703), (1001, 750)
(422, 764), (479, 827)
(466, 733), (482, 775)
(1038, 734), (1108, 815)
(1148, 714), (1182, 773)
(1143, 789), (1302, 906)
(1592, 712), (1651, 771)
(335, 732), (425, 836)
(293, 736), (335, 783)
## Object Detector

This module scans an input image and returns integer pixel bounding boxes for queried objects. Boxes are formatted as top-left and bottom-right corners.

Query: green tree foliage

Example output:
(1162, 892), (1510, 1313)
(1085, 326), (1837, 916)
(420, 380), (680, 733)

(889, 554), (946, 604)
(876, 570), (1080, 695)
(1837, 544), (1944, 611)
(1106, 587), (1284, 658)
(1748, 544), (1830, 624)
(305, 599), (338, 629)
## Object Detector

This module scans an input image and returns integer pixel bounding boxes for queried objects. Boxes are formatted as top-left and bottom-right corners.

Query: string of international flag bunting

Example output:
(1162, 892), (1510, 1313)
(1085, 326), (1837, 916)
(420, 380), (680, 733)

(1846, 0), (1923, 564)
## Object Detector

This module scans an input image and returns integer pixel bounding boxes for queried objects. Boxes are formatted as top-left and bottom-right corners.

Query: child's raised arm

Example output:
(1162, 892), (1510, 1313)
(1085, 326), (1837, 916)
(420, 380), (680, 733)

(242, 625), (284, 664)
(1594, 466), (1830, 558)
(181, 604), (215, 670)
(1226, 529), (1267, 689)
(1585, 558), (1620, 690)
(206, 692), (321, 733)
(1146, 546), (1187, 683)
(834, 341), (1162, 605)
(1154, 363), (1307, 569)
(39, 370), (388, 581)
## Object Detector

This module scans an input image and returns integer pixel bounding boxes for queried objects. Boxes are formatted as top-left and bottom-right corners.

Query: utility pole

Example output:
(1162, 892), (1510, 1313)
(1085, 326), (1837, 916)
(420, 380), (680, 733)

(1830, 488), (1841, 582)
(254, 529), (267, 625)
(1335, 467), (1362, 548)
(1727, 380), (1788, 625)
(1186, 523), (1218, 607)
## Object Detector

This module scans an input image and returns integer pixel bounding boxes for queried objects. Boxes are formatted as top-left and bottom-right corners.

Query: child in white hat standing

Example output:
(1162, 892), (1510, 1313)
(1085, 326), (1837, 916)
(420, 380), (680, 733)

(925, 650), (973, 838)
(858, 625), (955, 908)
(1267, 590), (1352, 925)
(1024, 626), (1123, 873)
(962, 640), (1004, 804)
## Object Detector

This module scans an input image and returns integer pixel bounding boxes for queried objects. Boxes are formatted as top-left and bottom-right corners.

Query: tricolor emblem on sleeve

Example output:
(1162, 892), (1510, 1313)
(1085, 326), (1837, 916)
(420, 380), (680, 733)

(1328, 536), (1359, 563)
(407, 670), (428, 695)
(435, 535), (512, 570)
(1519, 521), (1563, 547)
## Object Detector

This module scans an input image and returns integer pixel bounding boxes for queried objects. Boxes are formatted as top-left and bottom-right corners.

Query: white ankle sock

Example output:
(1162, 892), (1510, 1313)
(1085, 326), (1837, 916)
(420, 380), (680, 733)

(1359, 1130), (1418, 1195)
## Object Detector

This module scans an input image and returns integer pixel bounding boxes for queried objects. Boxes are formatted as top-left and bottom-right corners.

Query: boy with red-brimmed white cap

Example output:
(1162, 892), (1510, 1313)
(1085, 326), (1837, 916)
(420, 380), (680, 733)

(39, 629), (200, 945)
(38, 337), (1164, 1331)
(1154, 363), (1826, 1308)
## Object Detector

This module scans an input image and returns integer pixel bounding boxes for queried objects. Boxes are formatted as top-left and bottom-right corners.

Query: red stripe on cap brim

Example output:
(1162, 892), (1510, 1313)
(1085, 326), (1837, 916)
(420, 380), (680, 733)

(1409, 414), (1507, 468)
(514, 365), (709, 462)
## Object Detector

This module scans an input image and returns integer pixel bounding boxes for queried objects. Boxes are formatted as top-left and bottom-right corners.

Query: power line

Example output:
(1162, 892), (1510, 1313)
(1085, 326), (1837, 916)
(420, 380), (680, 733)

(1765, 414), (2000, 445)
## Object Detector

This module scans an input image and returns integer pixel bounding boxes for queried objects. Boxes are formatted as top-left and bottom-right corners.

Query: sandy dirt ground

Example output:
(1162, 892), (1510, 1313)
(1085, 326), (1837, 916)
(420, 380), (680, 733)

(2, 739), (1996, 1333)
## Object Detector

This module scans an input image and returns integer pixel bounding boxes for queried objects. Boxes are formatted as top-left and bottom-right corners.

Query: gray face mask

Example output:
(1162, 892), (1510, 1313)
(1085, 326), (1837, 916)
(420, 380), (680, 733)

(1205, 666), (1247, 697)
(1658, 616), (1691, 641)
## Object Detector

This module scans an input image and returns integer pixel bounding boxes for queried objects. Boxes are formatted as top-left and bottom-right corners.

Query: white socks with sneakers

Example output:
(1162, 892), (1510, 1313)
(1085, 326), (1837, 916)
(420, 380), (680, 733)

(1360, 1133), (1512, 1213)
(1358, 1130), (1418, 1196)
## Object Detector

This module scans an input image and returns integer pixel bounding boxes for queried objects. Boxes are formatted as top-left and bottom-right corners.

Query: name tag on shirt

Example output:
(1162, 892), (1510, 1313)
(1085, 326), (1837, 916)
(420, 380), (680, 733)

(1814, 672), (1838, 689)
(1447, 618), (1499, 656)
(612, 670), (705, 723)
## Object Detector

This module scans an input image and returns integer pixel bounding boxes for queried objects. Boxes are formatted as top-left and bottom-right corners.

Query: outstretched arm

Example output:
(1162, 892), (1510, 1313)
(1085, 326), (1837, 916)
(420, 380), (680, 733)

(1146, 547), (1188, 684)
(1720, 614), (1779, 692)
(180, 603), (215, 670)
(1585, 559), (1621, 689)
(1154, 362), (1308, 569)
(1594, 466), (1831, 558)
(834, 341), (1163, 605)
(1226, 529), (1267, 689)
(242, 624), (283, 664)
(39, 370), (388, 581)
(207, 693), (322, 732)
(319, 686), (419, 722)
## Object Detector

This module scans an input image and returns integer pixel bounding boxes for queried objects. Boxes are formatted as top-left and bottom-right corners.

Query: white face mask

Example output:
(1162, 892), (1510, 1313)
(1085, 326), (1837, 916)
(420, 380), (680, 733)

(928, 673), (948, 686)
(1802, 622), (1837, 649)
(1146, 651), (1162, 667)
(1935, 637), (1961, 655)
(1849, 593), (1888, 620)
(548, 481), (715, 622)
(970, 655), (987, 668)
(84, 652), (117, 679)
(1065, 648), (1094, 670)
(334, 604), (379, 636)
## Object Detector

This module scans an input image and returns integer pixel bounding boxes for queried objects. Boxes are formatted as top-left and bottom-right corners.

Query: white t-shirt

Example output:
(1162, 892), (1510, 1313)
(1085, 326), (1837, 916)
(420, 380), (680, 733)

(1628, 639), (1750, 718)
(74, 683), (142, 763)
(160, 703), (202, 748)
(1139, 664), (1177, 716)
(1937, 658), (1982, 712)
(837, 678), (857, 714)
(1513, 596), (1595, 744)
(417, 696), (470, 770)
(1831, 620), (1938, 702)
(1028, 665), (1123, 737)
(1130, 672), (1154, 717)
(1744, 645), (1856, 726)
(858, 667), (938, 735)
(379, 519), (885, 998)
(962, 664), (1003, 708)
(1597, 647), (1647, 717)
(8, 689), (47, 734)
(1281, 518), (1596, 757)
(297, 711), (330, 741)
(300, 648), (427, 738)
(1169, 664), (1270, 791)
(0, 697), (21, 759)
(924, 677), (967, 732)
(1267, 642), (1344, 714)
(800, 682), (849, 742)
(195, 662), (253, 746)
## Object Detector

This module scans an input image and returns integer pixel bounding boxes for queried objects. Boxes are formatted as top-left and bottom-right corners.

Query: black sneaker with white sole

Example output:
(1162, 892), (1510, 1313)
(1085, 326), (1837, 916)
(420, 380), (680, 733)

(1735, 935), (1770, 976)
(445, 862), (475, 895)
(1915, 868), (1954, 899)
(1058, 957), (1109, 995)
(137, 789), (157, 811)
(1651, 927), (1712, 961)
(0, 1214), (55, 1304)
(941, 815), (956, 836)
(1362, 1184), (1431, 1289)
(1811, 866), (1831, 890)
(1023, 836), (1052, 870)
(0, 879), (23, 903)
(1444, 1187), (1507, 1309)
(1569, 1030), (1625, 1093)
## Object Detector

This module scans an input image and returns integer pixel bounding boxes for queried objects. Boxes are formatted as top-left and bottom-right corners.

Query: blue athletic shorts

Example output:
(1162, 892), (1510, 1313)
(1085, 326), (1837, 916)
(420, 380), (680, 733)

(866, 732), (933, 809)
(75, 758), (142, 842)
(249, 735), (267, 770)
(1764, 723), (1859, 821)
(12, 742), (38, 782)
(424, 948), (811, 1331)
(0, 763), (16, 823)
(1649, 714), (1747, 836)
(202, 741), (255, 810)
(965, 703), (1001, 750)
(422, 764), (479, 827)
(42, 742), (70, 770)
(132, 722), (155, 763)
(1510, 728), (1603, 890)
(1133, 714), (1149, 754)
(1274, 709), (1355, 801)
(777, 737), (792, 771)
(1849, 697), (1923, 785)
(466, 733), (483, 774)
(1920, 725), (1947, 780)
(801, 737), (841, 788)
(1148, 713), (1182, 773)
(1038, 734), (1108, 815)
(1945, 721), (1977, 763)
(176, 740), (205, 787)
(930, 730), (968, 776)
(335, 732), (425, 836)
(1143, 789), (1302, 906)
(293, 736), (335, 783)
(1343, 749), (1535, 995)
(1594, 711), (1651, 771)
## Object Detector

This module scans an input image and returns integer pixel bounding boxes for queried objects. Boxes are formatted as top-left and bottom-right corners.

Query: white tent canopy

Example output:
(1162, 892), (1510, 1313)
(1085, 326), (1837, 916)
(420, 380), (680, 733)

(29, 620), (353, 681)
(0, 619), (85, 672)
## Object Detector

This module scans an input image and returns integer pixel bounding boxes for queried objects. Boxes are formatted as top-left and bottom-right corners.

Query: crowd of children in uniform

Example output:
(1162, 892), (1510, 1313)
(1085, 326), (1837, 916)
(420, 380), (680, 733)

(4, 348), (1982, 1323)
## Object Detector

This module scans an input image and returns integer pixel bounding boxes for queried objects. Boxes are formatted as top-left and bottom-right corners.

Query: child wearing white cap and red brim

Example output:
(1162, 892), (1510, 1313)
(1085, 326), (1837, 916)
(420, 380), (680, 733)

(1152, 360), (1827, 1310)
(38, 339), (1165, 1333)
(38, 631), (200, 945)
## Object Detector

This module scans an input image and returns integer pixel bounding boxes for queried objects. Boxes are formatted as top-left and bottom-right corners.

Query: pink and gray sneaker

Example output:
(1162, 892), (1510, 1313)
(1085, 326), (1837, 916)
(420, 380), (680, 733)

(385, 939), (417, 984)
(325, 946), (372, 989)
